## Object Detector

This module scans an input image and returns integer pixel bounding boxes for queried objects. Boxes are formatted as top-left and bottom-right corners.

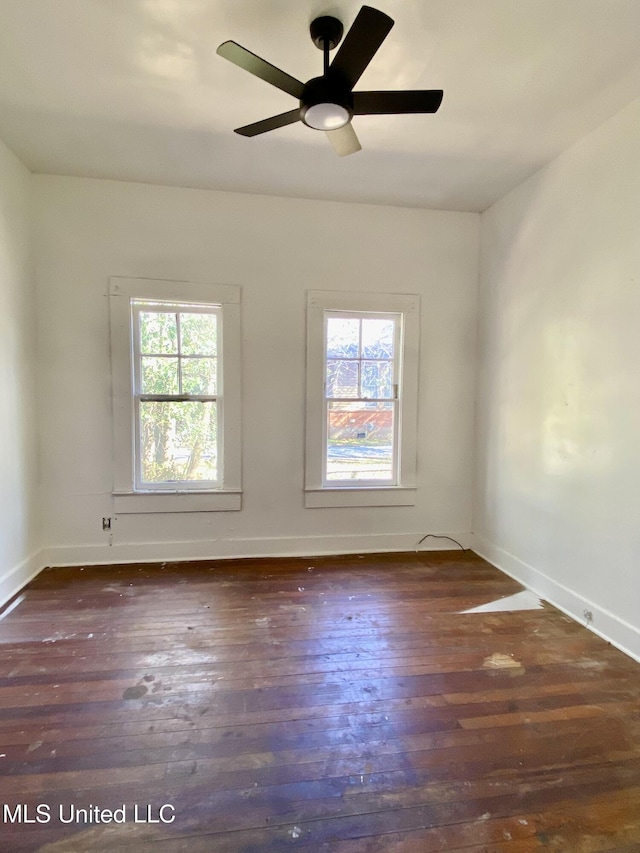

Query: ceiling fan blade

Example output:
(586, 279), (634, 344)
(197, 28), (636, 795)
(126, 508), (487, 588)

(217, 41), (304, 99)
(330, 6), (394, 89)
(326, 123), (362, 157)
(353, 90), (444, 114)
(234, 109), (301, 137)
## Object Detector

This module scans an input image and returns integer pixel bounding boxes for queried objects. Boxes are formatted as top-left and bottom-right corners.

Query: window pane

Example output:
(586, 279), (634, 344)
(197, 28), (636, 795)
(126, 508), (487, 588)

(140, 400), (217, 483)
(326, 360), (359, 398)
(361, 318), (394, 359)
(141, 357), (179, 394)
(361, 361), (393, 398)
(180, 313), (217, 356)
(326, 401), (394, 481)
(139, 311), (177, 354)
(326, 317), (360, 358)
(182, 357), (217, 395)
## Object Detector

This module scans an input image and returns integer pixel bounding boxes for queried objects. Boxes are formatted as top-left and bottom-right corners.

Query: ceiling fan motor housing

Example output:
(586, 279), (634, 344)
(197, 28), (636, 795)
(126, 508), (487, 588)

(300, 74), (353, 129)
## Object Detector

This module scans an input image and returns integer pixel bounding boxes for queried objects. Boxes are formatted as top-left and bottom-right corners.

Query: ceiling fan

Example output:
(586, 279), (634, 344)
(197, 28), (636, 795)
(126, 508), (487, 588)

(217, 5), (443, 157)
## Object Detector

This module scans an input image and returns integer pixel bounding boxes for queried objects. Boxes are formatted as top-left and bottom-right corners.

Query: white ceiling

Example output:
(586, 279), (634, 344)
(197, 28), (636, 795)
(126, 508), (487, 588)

(1, 0), (639, 212)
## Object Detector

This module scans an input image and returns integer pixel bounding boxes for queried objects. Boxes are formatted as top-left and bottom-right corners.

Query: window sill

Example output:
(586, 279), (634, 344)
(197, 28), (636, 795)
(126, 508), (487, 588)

(304, 488), (416, 508)
(113, 491), (242, 514)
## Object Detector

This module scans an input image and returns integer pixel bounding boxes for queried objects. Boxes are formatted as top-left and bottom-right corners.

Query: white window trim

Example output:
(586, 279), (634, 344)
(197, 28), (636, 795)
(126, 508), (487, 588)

(305, 290), (420, 509)
(109, 277), (242, 513)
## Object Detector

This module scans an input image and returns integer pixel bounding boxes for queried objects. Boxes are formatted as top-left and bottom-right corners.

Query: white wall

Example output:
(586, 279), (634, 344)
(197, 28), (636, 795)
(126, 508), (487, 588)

(0, 140), (40, 601)
(34, 177), (479, 565)
(475, 97), (640, 659)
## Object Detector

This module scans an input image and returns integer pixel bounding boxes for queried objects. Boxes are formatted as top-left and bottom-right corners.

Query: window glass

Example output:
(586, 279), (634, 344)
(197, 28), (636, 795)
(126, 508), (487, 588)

(139, 400), (217, 484)
(139, 311), (177, 354)
(180, 313), (217, 356)
(326, 401), (395, 481)
(326, 316), (359, 358)
(362, 318), (394, 358)
(181, 358), (217, 395)
(141, 357), (179, 395)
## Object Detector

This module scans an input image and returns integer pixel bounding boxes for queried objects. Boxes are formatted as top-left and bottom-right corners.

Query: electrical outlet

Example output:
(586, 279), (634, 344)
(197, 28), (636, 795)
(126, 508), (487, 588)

(583, 609), (593, 623)
(102, 517), (112, 531)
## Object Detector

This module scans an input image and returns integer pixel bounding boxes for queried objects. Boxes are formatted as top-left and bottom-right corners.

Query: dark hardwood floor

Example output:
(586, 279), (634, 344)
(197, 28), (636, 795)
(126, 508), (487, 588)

(0, 550), (639, 852)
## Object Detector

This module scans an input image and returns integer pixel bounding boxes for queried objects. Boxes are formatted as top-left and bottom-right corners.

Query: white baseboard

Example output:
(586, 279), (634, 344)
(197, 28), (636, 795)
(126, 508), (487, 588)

(42, 530), (473, 568)
(473, 535), (640, 664)
(0, 549), (46, 611)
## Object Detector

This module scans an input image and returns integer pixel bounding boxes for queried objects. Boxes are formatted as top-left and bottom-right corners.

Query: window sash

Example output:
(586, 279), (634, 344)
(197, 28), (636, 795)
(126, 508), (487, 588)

(323, 399), (399, 486)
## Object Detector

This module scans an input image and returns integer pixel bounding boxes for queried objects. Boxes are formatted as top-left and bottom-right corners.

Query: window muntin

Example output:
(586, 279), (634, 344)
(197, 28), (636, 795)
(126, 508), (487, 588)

(323, 311), (402, 486)
(132, 300), (221, 491)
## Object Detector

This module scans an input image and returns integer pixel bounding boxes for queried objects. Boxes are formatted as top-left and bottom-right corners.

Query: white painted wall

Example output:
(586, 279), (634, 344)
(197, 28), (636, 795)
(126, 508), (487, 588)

(34, 177), (479, 565)
(0, 140), (41, 601)
(475, 97), (640, 659)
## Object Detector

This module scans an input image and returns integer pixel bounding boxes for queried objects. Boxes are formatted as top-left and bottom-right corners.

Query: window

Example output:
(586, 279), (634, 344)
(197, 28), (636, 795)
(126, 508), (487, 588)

(133, 302), (219, 490)
(305, 291), (419, 508)
(325, 313), (399, 485)
(110, 278), (241, 512)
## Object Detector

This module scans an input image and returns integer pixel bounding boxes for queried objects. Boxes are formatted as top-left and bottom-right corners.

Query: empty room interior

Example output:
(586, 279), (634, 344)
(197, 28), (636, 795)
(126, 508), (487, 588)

(1, 1), (640, 850)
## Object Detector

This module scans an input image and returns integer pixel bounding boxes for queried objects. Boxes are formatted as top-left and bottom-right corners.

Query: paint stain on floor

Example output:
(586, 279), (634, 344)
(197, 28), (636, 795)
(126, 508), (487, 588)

(483, 652), (525, 675)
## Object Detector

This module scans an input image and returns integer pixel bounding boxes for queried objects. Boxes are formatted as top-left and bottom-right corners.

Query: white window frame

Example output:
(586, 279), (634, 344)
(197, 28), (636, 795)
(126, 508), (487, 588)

(109, 277), (241, 513)
(305, 290), (419, 508)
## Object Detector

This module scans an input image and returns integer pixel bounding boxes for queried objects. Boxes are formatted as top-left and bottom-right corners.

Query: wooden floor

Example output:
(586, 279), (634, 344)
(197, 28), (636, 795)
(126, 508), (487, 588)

(1, 551), (639, 852)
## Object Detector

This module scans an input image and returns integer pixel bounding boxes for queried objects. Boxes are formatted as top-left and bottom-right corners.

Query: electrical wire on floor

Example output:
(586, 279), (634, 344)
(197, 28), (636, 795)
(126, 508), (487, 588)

(416, 534), (466, 553)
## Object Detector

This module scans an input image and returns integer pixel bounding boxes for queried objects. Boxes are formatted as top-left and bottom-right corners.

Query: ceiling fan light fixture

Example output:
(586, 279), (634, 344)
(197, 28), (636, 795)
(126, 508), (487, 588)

(300, 74), (352, 130)
(302, 101), (351, 130)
